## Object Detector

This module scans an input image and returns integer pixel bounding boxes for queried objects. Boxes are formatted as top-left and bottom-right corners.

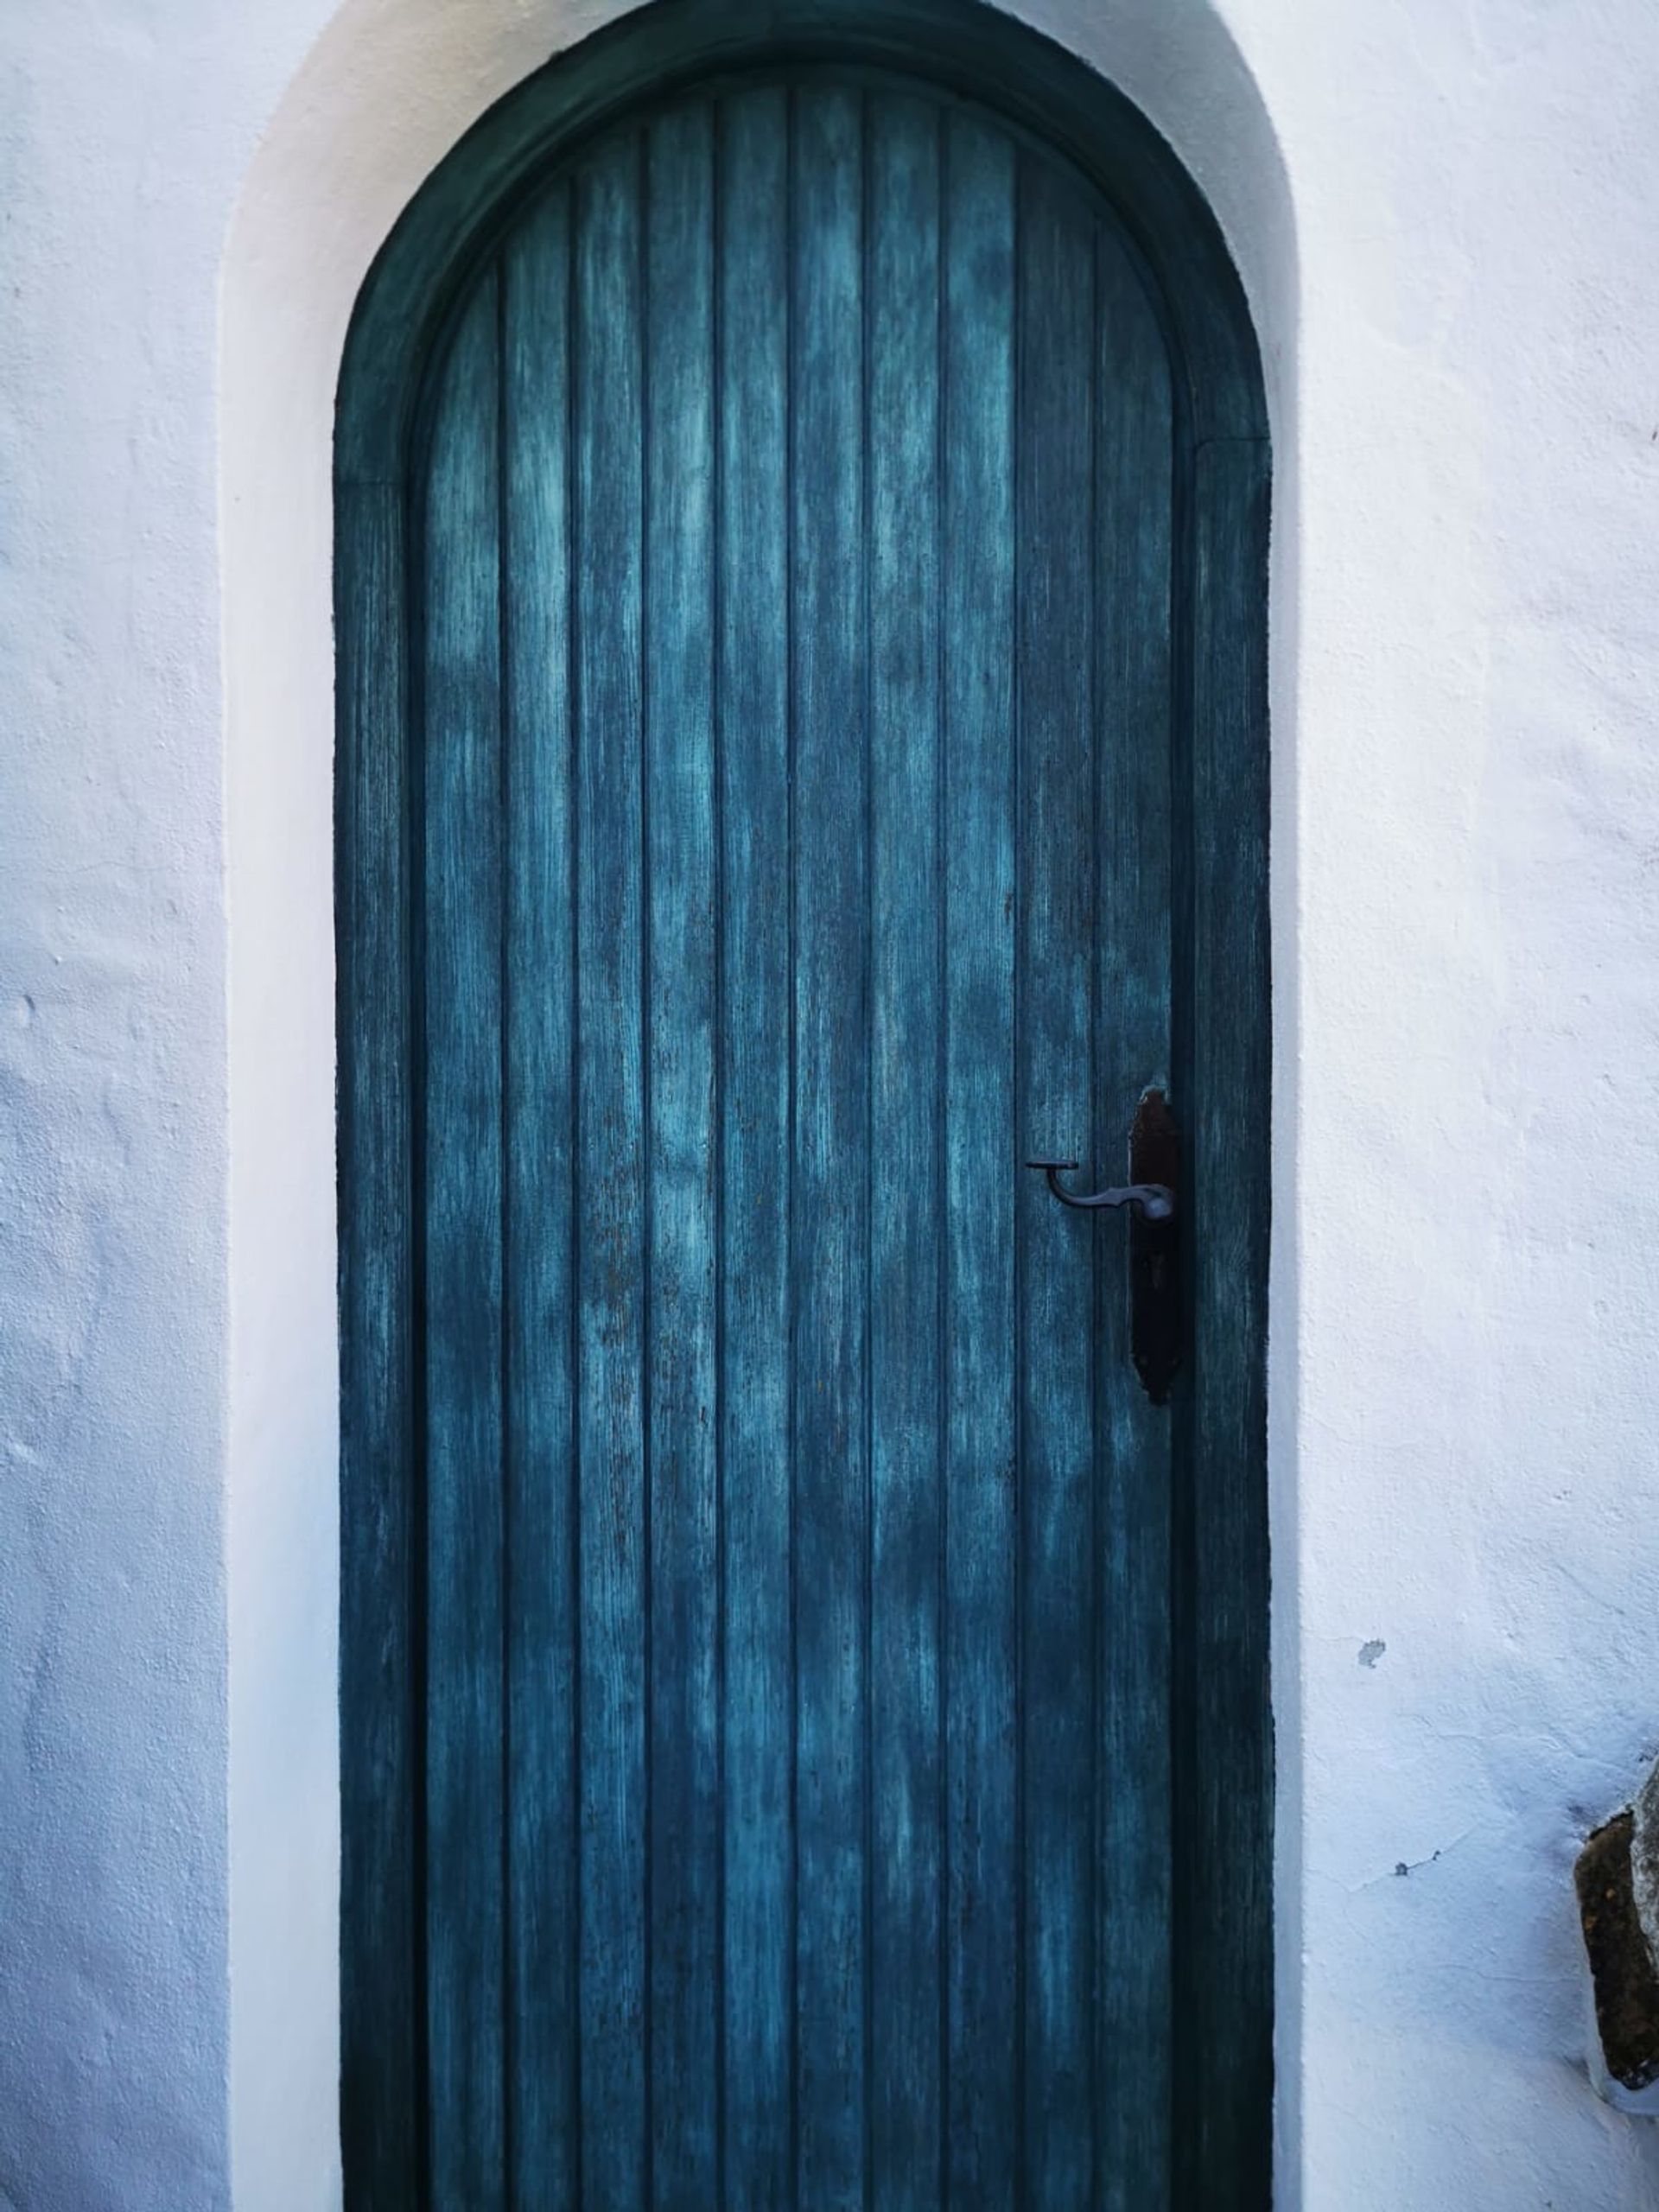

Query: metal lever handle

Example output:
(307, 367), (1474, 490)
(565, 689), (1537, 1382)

(1025, 1091), (1182, 1405)
(1026, 1160), (1176, 1222)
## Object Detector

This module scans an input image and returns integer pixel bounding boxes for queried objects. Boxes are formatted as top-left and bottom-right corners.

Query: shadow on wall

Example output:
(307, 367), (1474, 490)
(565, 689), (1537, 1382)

(219, 2), (1298, 2208)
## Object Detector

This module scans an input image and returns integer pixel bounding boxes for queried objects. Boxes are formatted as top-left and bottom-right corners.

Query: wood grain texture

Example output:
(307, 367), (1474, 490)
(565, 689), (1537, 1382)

(715, 83), (794, 2212)
(336, 0), (1266, 489)
(502, 182), (579, 2212)
(572, 126), (649, 2212)
(337, 477), (418, 2212)
(939, 103), (1020, 2212)
(789, 83), (869, 2212)
(421, 270), (506, 2209)
(643, 99), (721, 2212)
(340, 41), (1270, 2212)
(1173, 431), (1273, 2212)
(1092, 214), (1177, 2212)
(1015, 152), (1099, 2212)
(867, 88), (944, 2212)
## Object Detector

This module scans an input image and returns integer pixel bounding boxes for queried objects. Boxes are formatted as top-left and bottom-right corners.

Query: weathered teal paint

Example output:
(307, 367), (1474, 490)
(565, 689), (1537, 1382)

(337, 6), (1270, 2208)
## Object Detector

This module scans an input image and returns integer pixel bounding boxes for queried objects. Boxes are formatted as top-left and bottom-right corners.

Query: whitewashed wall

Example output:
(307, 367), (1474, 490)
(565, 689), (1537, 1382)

(2, 0), (1657, 2203)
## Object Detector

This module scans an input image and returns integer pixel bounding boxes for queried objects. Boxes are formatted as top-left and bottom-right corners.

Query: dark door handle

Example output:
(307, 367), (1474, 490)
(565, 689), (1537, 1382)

(1026, 1160), (1175, 1221)
(1025, 1090), (1183, 1406)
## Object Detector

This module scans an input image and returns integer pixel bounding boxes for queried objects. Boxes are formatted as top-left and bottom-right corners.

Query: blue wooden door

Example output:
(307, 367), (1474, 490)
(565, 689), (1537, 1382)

(350, 48), (1267, 2212)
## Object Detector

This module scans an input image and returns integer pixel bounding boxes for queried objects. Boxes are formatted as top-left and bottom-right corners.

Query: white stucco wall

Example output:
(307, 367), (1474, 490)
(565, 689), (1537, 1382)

(3, 0), (1658, 2204)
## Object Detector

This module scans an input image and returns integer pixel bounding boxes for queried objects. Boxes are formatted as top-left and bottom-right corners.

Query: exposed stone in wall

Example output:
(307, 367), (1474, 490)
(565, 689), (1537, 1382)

(1579, 1764), (1659, 2115)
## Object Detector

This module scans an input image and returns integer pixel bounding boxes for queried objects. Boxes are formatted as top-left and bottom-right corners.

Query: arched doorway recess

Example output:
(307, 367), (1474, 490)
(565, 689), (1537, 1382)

(336, 3), (1269, 2202)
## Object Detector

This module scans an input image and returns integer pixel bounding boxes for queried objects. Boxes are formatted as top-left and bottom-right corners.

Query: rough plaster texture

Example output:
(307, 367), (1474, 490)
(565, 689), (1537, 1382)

(1, 0), (1657, 2204)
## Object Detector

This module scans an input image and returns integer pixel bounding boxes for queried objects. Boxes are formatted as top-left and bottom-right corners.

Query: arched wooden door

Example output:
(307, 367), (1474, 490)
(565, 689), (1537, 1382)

(337, 9), (1270, 2209)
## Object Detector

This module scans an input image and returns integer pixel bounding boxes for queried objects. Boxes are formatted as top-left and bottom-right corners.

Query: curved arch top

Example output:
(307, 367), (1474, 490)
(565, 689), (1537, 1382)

(335, 0), (1267, 486)
(335, 7), (1273, 2200)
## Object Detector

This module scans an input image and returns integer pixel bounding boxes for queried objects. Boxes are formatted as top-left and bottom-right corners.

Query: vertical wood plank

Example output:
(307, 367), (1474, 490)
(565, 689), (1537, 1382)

(573, 129), (649, 2212)
(790, 80), (868, 2212)
(1175, 432), (1273, 2212)
(644, 99), (721, 2212)
(867, 89), (944, 2212)
(344, 47), (1273, 2212)
(337, 480), (419, 2212)
(716, 84), (794, 2212)
(1092, 214), (1176, 2212)
(1014, 154), (1097, 2212)
(422, 269), (506, 2212)
(501, 183), (579, 2212)
(940, 107), (1020, 2212)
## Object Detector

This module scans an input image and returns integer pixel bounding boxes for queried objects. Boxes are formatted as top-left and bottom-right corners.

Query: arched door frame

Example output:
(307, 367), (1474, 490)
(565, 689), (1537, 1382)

(336, 1), (1270, 2198)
